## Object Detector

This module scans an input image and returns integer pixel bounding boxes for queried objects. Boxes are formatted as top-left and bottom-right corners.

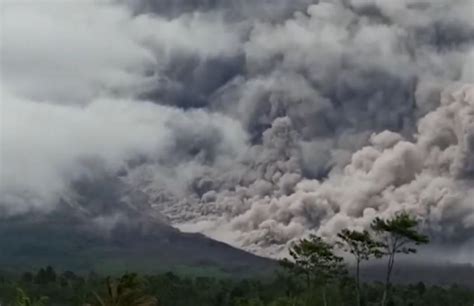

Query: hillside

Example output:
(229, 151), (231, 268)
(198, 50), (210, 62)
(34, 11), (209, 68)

(0, 176), (275, 277)
(0, 213), (275, 277)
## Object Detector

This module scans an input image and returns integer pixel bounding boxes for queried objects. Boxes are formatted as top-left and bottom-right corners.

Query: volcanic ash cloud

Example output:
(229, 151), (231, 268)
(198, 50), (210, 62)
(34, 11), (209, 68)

(174, 85), (474, 257)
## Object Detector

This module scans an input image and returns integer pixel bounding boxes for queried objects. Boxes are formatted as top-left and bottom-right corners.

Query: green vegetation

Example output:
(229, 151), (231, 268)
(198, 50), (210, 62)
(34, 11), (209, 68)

(280, 235), (346, 306)
(1, 212), (473, 306)
(91, 273), (157, 306)
(13, 288), (48, 306)
(0, 265), (473, 306)
(1, 267), (472, 306)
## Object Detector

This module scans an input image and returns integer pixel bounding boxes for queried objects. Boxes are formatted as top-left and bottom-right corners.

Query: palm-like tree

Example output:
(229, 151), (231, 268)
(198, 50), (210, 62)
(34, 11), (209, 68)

(93, 273), (158, 306)
(15, 288), (49, 306)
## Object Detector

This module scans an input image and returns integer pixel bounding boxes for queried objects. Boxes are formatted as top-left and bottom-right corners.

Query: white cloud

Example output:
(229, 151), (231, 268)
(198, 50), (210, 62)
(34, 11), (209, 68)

(1, 1), (156, 103)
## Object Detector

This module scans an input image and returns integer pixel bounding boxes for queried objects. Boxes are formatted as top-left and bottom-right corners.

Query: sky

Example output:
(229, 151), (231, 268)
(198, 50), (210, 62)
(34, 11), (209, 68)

(1, 0), (473, 262)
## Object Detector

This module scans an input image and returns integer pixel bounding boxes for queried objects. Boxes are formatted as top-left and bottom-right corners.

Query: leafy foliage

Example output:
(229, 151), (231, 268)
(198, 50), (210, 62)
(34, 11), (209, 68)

(280, 235), (348, 306)
(0, 267), (473, 306)
(337, 230), (383, 262)
(14, 288), (49, 306)
(371, 212), (429, 255)
(280, 235), (347, 287)
(92, 273), (157, 306)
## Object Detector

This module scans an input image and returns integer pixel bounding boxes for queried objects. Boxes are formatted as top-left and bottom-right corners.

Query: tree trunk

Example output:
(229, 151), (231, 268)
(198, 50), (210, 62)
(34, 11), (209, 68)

(322, 285), (328, 306)
(356, 259), (361, 306)
(381, 254), (395, 306)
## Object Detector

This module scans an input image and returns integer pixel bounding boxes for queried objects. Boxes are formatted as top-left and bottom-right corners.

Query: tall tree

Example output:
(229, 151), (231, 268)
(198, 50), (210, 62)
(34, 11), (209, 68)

(337, 229), (382, 306)
(280, 234), (346, 306)
(371, 212), (429, 306)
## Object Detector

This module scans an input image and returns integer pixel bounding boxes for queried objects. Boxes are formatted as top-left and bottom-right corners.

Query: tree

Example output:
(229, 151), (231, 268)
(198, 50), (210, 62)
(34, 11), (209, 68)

(34, 266), (57, 285)
(274, 270), (304, 301)
(44, 266), (57, 283)
(415, 281), (426, 296)
(93, 273), (158, 306)
(34, 268), (47, 285)
(371, 212), (429, 306)
(21, 272), (34, 283)
(337, 229), (382, 306)
(280, 234), (346, 306)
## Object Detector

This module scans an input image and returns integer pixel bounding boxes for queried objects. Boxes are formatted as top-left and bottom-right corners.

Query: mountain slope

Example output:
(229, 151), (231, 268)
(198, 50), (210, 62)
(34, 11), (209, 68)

(0, 175), (275, 276)
(0, 213), (275, 276)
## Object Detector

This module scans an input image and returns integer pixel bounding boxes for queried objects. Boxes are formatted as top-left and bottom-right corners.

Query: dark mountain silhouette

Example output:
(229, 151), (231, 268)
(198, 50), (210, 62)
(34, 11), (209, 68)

(0, 175), (274, 276)
(0, 211), (275, 276)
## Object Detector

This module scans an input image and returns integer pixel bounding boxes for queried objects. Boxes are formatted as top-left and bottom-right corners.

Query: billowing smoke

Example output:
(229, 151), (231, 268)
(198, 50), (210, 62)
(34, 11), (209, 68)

(1, 0), (473, 260)
(174, 86), (474, 257)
